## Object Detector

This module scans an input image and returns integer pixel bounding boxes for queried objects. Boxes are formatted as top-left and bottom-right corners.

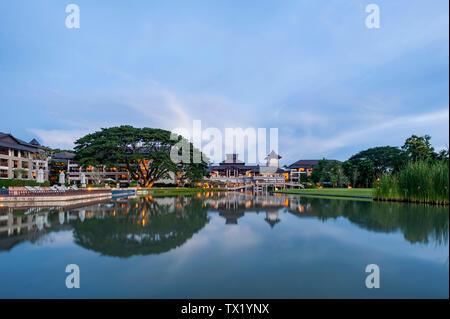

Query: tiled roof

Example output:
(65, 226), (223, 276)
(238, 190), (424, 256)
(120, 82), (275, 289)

(0, 133), (44, 153)
(287, 159), (340, 169)
(51, 152), (76, 160)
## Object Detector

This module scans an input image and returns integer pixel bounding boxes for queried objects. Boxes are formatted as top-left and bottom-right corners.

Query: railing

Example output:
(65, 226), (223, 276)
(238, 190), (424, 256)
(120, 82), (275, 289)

(0, 189), (8, 196)
(4, 188), (111, 197)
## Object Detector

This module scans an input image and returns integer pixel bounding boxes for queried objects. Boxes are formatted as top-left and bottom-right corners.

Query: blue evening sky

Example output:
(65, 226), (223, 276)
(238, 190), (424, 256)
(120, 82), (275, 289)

(0, 0), (448, 164)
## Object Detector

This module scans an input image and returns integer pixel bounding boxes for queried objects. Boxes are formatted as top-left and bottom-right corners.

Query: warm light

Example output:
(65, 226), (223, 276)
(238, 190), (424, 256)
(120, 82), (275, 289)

(347, 185), (352, 189)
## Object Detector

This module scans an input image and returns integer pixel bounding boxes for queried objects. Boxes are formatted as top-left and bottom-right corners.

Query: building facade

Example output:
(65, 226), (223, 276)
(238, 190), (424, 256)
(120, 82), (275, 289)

(208, 152), (288, 180)
(0, 133), (49, 181)
(287, 159), (340, 183)
(286, 160), (319, 183)
(51, 151), (177, 186)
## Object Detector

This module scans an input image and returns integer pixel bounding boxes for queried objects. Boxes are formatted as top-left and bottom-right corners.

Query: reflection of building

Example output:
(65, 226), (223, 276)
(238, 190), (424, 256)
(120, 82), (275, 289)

(264, 210), (280, 228)
(0, 211), (49, 236)
(0, 133), (49, 181)
(219, 209), (245, 225)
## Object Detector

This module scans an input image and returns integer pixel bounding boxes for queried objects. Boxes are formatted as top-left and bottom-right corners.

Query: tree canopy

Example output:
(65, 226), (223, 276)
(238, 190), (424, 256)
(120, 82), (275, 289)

(74, 126), (208, 187)
(348, 146), (404, 175)
(401, 134), (436, 162)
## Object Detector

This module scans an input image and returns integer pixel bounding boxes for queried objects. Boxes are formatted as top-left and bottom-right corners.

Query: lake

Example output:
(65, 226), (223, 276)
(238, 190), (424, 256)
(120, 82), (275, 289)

(0, 192), (448, 298)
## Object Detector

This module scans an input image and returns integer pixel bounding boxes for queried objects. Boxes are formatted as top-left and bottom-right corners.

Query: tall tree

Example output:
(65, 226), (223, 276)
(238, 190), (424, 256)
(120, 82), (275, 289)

(348, 146), (404, 176)
(356, 159), (374, 188)
(401, 134), (436, 162)
(311, 159), (343, 185)
(74, 126), (208, 187)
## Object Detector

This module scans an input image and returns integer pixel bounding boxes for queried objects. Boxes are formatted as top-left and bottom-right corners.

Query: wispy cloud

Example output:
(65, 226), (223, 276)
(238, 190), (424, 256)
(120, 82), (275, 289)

(280, 108), (449, 162)
(28, 129), (90, 149)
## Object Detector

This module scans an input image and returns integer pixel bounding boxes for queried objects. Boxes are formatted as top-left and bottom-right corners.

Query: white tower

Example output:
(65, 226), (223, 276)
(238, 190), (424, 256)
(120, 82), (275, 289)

(265, 150), (281, 168)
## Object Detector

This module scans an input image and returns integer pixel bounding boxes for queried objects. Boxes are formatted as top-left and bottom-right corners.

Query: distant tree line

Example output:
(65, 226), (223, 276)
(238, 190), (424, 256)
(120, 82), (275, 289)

(307, 134), (449, 188)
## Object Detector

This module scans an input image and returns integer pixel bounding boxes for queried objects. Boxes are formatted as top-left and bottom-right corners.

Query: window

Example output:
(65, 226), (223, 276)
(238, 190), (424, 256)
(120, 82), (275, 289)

(0, 169), (8, 178)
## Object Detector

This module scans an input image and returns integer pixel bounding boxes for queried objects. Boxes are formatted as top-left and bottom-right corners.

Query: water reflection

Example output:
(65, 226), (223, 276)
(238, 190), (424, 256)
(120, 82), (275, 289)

(204, 193), (449, 245)
(73, 196), (209, 257)
(0, 193), (448, 258)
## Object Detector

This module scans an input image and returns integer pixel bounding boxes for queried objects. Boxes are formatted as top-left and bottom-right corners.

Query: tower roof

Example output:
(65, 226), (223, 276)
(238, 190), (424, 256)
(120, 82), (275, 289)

(29, 138), (41, 146)
(265, 150), (281, 160)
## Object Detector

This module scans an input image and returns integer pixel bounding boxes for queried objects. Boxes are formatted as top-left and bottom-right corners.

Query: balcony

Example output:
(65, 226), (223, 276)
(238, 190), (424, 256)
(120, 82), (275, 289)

(0, 150), (8, 156)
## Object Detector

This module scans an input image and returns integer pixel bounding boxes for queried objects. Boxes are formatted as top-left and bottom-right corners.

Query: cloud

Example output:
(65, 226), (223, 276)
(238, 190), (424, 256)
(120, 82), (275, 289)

(28, 129), (90, 149)
(280, 108), (449, 161)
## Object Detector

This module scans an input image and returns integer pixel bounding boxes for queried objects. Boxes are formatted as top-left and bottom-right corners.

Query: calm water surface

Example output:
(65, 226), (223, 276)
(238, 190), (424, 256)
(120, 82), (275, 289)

(0, 193), (448, 298)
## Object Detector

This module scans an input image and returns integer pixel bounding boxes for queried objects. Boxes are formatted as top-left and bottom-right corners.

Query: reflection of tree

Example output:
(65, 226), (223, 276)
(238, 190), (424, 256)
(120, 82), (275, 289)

(72, 198), (209, 257)
(288, 197), (449, 245)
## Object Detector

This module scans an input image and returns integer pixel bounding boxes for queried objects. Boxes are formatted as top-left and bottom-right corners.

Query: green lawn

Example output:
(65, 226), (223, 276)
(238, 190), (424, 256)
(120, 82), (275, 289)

(275, 188), (374, 198)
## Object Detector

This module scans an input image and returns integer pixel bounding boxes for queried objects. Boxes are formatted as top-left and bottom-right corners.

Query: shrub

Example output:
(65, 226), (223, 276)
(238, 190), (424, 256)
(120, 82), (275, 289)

(0, 179), (50, 188)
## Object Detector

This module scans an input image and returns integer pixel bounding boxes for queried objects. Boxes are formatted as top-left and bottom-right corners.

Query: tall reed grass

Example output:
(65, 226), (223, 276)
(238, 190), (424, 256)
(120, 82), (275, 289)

(373, 160), (449, 205)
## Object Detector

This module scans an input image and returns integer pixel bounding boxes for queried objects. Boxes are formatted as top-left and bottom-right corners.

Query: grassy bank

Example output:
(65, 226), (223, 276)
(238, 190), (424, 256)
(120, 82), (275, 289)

(274, 188), (373, 198)
(374, 161), (449, 205)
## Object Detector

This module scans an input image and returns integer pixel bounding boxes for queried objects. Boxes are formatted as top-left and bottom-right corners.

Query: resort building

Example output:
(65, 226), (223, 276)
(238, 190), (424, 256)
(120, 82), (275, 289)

(51, 151), (178, 186)
(286, 160), (319, 183)
(208, 151), (288, 179)
(287, 159), (340, 183)
(51, 151), (133, 185)
(0, 132), (49, 181)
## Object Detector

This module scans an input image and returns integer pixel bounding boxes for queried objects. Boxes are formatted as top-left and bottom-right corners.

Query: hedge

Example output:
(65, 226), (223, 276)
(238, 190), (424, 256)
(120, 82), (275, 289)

(0, 179), (50, 188)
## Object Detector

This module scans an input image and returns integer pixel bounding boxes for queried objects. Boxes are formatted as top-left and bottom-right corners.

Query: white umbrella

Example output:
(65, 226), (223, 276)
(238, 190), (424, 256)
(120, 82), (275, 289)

(59, 212), (65, 225)
(79, 210), (86, 222)
(59, 171), (65, 185)
(80, 173), (86, 187)
(36, 169), (44, 184)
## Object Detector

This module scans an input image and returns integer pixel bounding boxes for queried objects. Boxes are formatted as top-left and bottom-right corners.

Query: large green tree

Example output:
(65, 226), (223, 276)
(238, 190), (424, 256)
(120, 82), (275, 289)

(74, 126), (208, 187)
(310, 159), (344, 185)
(356, 159), (375, 188)
(348, 146), (404, 176)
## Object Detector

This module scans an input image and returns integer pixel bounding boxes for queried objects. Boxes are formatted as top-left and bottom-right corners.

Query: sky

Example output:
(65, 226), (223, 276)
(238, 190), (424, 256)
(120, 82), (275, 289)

(0, 0), (448, 165)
